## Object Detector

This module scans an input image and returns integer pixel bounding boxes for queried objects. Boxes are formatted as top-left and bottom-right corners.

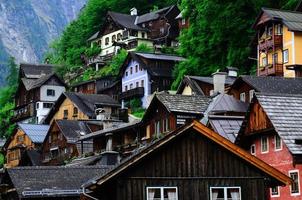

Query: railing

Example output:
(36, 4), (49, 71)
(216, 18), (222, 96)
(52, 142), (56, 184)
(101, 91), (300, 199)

(259, 35), (283, 52)
(120, 87), (144, 100)
(258, 63), (283, 76)
(12, 103), (35, 122)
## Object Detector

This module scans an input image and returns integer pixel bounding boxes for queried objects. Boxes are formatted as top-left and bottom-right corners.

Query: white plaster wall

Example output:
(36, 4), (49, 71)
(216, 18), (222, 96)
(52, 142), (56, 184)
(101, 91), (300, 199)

(40, 85), (65, 102)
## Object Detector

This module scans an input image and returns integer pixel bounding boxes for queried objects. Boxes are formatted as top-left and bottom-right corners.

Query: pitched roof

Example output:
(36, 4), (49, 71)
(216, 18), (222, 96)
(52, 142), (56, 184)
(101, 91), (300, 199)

(254, 93), (302, 154)
(55, 120), (92, 143)
(87, 31), (100, 42)
(135, 52), (185, 61)
(6, 166), (112, 198)
(20, 149), (42, 166)
(20, 63), (54, 79)
(21, 73), (65, 91)
(232, 75), (302, 94)
(108, 11), (146, 31)
(18, 123), (49, 143)
(210, 94), (248, 114)
(83, 121), (291, 189)
(136, 5), (176, 24)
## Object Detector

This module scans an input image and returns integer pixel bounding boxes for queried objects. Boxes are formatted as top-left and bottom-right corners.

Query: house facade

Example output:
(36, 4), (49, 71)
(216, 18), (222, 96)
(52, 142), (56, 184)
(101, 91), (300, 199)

(254, 8), (302, 77)
(236, 93), (302, 200)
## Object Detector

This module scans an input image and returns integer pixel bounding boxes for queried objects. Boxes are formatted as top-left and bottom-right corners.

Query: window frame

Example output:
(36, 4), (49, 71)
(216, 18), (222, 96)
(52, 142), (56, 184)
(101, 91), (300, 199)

(249, 90), (255, 103)
(210, 186), (241, 200)
(289, 170), (300, 196)
(261, 136), (269, 153)
(250, 144), (256, 155)
(240, 92), (246, 102)
(146, 186), (178, 200)
(274, 135), (282, 151)
(283, 49), (289, 63)
(46, 89), (55, 97)
(271, 186), (280, 197)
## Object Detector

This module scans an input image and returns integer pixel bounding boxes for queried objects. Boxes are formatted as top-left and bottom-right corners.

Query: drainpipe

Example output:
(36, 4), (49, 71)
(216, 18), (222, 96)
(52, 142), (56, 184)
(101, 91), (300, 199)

(82, 188), (99, 200)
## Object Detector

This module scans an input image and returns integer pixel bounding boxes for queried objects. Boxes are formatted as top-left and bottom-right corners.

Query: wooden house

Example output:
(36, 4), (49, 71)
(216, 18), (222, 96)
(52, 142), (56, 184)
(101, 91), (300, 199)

(14, 63), (66, 124)
(253, 8), (302, 77)
(228, 75), (302, 103)
(0, 166), (111, 200)
(82, 121), (291, 200)
(41, 120), (97, 166)
(175, 12), (189, 30)
(3, 123), (49, 168)
(43, 92), (121, 124)
(120, 52), (185, 108)
(236, 93), (302, 200)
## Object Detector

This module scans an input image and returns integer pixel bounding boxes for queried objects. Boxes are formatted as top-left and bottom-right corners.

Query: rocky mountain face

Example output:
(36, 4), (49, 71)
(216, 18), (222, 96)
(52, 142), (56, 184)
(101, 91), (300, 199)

(0, 0), (86, 86)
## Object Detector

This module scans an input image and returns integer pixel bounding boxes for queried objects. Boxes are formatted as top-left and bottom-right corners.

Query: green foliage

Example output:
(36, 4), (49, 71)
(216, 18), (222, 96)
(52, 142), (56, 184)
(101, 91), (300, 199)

(85, 45), (101, 57)
(0, 153), (4, 167)
(132, 108), (145, 118)
(135, 44), (153, 53)
(130, 98), (142, 110)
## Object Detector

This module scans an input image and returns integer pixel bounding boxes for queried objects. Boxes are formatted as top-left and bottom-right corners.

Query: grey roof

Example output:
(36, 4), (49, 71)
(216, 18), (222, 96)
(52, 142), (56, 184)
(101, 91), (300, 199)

(136, 5), (175, 24)
(155, 93), (211, 114)
(87, 31), (100, 41)
(262, 8), (302, 32)
(18, 123), (49, 143)
(20, 63), (54, 79)
(189, 76), (236, 85)
(65, 92), (121, 118)
(210, 94), (248, 114)
(55, 120), (92, 143)
(7, 166), (112, 198)
(66, 154), (102, 166)
(209, 115), (244, 143)
(21, 73), (64, 91)
(256, 93), (302, 154)
(21, 149), (42, 166)
(237, 75), (302, 94)
(108, 11), (146, 31)
(136, 52), (185, 62)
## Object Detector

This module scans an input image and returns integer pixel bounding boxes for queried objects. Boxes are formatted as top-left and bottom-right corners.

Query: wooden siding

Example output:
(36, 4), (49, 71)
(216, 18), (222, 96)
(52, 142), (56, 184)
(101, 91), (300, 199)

(91, 129), (271, 200)
(228, 81), (254, 103)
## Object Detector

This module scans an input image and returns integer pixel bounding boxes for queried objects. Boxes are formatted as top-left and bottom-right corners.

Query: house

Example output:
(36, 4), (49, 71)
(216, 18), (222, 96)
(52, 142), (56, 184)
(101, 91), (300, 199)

(228, 75), (302, 103)
(3, 123), (49, 168)
(175, 12), (189, 30)
(120, 52), (185, 108)
(43, 92), (121, 124)
(176, 67), (238, 96)
(41, 120), (98, 166)
(253, 8), (302, 77)
(0, 166), (112, 200)
(82, 121), (291, 200)
(13, 63), (66, 124)
(236, 93), (302, 199)
(87, 5), (180, 68)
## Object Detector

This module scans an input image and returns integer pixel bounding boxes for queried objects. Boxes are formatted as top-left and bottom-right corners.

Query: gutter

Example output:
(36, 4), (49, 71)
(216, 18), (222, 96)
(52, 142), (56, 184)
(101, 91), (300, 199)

(82, 188), (99, 200)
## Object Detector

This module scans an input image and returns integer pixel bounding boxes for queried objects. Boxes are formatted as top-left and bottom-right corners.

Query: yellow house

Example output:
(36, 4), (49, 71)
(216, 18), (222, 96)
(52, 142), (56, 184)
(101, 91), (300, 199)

(44, 92), (121, 124)
(3, 123), (49, 168)
(254, 8), (302, 77)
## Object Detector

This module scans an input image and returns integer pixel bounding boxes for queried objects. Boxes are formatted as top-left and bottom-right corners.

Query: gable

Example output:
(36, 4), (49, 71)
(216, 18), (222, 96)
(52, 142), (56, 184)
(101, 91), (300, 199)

(255, 11), (272, 28)
(102, 17), (123, 36)
(44, 75), (65, 87)
(7, 129), (34, 150)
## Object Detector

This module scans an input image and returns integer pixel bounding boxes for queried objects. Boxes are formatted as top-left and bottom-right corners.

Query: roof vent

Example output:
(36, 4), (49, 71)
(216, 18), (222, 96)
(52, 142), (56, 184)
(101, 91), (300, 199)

(130, 8), (138, 16)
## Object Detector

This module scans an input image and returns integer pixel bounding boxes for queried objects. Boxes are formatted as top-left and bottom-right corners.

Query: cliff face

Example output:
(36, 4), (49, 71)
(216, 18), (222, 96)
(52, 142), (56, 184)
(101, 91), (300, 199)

(0, 0), (86, 86)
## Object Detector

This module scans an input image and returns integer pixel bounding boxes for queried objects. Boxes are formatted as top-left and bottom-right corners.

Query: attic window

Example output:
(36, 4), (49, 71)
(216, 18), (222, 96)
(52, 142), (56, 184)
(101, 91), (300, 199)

(47, 89), (55, 96)
(295, 139), (302, 145)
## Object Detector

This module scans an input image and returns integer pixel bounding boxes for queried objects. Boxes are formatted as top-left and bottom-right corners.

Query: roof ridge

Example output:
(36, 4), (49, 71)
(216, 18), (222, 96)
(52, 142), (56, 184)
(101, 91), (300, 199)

(262, 7), (302, 15)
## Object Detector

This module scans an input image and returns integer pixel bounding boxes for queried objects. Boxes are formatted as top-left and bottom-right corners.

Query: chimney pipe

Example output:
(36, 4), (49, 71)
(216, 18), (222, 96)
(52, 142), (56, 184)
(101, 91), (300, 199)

(130, 8), (138, 16)
(212, 71), (227, 94)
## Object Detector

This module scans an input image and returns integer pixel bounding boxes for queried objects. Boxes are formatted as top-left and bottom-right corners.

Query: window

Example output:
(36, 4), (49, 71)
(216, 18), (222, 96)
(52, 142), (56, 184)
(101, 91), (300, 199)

(163, 117), (169, 132)
(142, 32), (145, 38)
(130, 83), (133, 90)
(105, 37), (109, 45)
(155, 121), (161, 137)
(87, 83), (94, 90)
(261, 136), (269, 153)
(146, 187), (178, 200)
(289, 171), (300, 195)
(267, 26), (273, 36)
(240, 92), (246, 102)
(275, 135), (282, 151)
(262, 57), (268, 66)
(136, 82), (139, 88)
(49, 135), (51, 143)
(112, 35), (116, 42)
(146, 125), (151, 139)
(135, 65), (138, 73)
(117, 33), (122, 41)
(210, 187), (241, 200)
(271, 186), (279, 197)
(141, 80), (144, 87)
(130, 67), (133, 75)
(47, 89), (55, 96)
(43, 103), (53, 108)
(139, 65), (143, 71)
(17, 135), (24, 143)
(36, 102), (39, 109)
(63, 110), (68, 119)
(249, 90), (255, 103)
(125, 85), (128, 91)
(160, 27), (165, 35)
(126, 71), (128, 76)
(182, 18), (186, 25)
(283, 49), (289, 63)
(250, 144), (256, 155)
(275, 24), (283, 35)
(272, 53), (278, 64)
(73, 107), (78, 117)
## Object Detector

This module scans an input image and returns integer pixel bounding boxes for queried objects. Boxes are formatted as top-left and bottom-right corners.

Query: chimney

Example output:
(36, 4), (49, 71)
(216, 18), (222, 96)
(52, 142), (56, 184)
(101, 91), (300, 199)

(212, 71), (227, 94)
(130, 8), (138, 16)
(99, 133), (119, 165)
(226, 66), (238, 78)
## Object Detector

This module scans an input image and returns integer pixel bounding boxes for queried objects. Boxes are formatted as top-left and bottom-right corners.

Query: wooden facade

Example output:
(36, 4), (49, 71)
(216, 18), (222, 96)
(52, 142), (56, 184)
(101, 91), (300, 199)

(228, 79), (255, 103)
(84, 122), (291, 200)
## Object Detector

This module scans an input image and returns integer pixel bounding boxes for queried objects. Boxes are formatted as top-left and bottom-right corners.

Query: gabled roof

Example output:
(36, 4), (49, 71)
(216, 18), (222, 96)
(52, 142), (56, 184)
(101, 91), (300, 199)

(135, 52), (185, 61)
(210, 94), (248, 114)
(21, 73), (66, 91)
(87, 31), (100, 42)
(6, 166), (112, 199)
(136, 5), (177, 24)
(83, 121), (291, 189)
(18, 123), (49, 144)
(107, 11), (146, 31)
(20, 149), (42, 166)
(231, 75), (302, 94)
(20, 63), (54, 79)
(254, 7), (302, 31)
(253, 93), (302, 154)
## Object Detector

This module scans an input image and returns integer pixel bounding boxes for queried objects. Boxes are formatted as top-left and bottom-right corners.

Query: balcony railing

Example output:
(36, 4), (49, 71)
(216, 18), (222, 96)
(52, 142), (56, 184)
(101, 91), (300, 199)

(12, 103), (35, 122)
(120, 87), (144, 100)
(258, 63), (283, 76)
(259, 35), (283, 52)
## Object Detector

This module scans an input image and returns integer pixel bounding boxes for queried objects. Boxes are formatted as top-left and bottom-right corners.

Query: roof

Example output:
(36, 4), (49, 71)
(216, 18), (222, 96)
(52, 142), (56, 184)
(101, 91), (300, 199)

(83, 121), (292, 189)
(209, 115), (244, 143)
(55, 120), (92, 143)
(255, 93), (302, 154)
(189, 75), (236, 85)
(135, 52), (185, 62)
(136, 5), (176, 24)
(7, 166), (112, 198)
(18, 123), (49, 143)
(256, 8), (302, 31)
(20, 149), (42, 166)
(20, 63), (54, 79)
(210, 94), (248, 114)
(21, 73), (65, 91)
(66, 154), (102, 166)
(108, 11), (146, 31)
(87, 31), (100, 42)
(232, 75), (302, 94)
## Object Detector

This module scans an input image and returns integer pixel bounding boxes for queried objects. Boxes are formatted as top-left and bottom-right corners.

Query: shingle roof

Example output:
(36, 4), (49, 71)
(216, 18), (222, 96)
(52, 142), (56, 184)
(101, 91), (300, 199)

(108, 11), (146, 31)
(136, 5), (175, 24)
(65, 92), (121, 118)
(262, 8), (302, 32)
(234, 75), (302, 94)
(87, 31), (100, 41)
(135, 52), (185, 62)
(256, 93), (302, 154)
(189, 76), (236, 85)
(210, 94), (248, 114)
(55, 120), (92, 143)
(18, 123), (49, 144)
(7, 166), (112, 198)
(20, 63), (54, 79)
(21, 73), (65, 91)
(155, 93), (211, 114)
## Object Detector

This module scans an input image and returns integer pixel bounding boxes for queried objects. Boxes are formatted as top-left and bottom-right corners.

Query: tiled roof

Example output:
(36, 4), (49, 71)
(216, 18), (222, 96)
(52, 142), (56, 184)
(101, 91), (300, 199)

(21, 73), (65, 91)
(20, 63), (54, 79)
(136, 5), (175, 24)
(256, 93), (302, 154)
(135, 52), (185, 62)
(210, 94), (248, 114)
(108, 11), (146, 31)
(18, 123), (49, 144)
(7, 166), (112, 198)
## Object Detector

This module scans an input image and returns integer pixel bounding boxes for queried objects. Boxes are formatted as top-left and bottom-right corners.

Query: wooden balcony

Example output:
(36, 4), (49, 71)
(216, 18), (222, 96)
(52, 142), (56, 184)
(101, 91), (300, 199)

(258, 63), (283, 76)
(120, 87), (144, 100)
(259, 35), (283, 52)
(12, 103), (35, 122)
